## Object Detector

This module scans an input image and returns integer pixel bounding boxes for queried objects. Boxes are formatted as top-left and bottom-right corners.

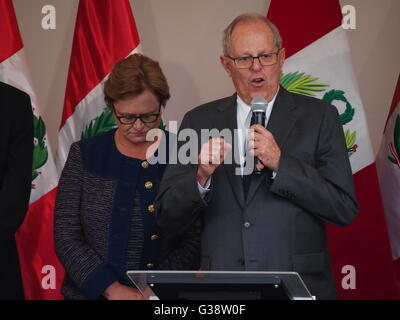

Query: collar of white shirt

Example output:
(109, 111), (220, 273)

(236, 86), (280, 128)
(197, 88), (281, 193)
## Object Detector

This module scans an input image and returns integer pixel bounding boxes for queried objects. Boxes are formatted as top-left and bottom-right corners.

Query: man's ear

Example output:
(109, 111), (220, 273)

(220, 55), (232, 77)
(278, 47), (285, 69)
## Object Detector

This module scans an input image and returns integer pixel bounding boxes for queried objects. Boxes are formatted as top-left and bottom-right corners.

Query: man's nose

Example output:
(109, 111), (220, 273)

(250, 57), (263, 71)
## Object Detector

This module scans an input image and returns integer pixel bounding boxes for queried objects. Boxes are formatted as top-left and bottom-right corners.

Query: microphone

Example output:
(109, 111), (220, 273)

(250, 97), (267, 175)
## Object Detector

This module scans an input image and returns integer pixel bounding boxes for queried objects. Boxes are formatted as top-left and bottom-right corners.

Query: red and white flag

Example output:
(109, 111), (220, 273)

(0, 0), (63, 299)
(376, 74), (400, 281)
(57, 0), (141, 171)
(268, 0), (399, 299)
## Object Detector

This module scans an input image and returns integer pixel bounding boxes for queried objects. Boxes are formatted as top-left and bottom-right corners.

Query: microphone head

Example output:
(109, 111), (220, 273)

(251, 97), (267, 113)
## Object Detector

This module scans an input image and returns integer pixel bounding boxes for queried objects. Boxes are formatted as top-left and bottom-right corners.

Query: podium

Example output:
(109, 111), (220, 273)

(126, 271), (313, 300)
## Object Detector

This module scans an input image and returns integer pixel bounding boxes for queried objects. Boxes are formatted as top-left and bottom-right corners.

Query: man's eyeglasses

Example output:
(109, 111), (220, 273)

(113, 105), (161, 125)
(226, 48), (282, 69)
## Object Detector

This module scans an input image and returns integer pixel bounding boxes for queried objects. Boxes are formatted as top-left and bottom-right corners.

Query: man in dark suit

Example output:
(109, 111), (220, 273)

(156, 13), (358, 299)
(0, 82), (33, 300)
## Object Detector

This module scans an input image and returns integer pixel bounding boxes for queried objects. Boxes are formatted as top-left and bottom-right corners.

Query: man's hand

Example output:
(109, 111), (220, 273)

(103, 281), (145, 300)
(248, 124), (281, 171)
(197, 138), (232, 187)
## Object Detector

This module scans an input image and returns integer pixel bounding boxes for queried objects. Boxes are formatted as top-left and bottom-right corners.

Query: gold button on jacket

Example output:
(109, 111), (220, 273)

(150, 234), (159, 241)
(145, 181), (153, 189)
(141, 161), (149, 169)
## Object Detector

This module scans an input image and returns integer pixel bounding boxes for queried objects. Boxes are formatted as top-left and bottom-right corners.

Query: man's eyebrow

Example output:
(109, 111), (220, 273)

(234, 51), (272, 57)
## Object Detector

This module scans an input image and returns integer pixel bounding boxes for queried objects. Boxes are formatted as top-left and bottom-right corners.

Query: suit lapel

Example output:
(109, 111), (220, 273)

(266, 87), (298, 150)
(246, 87), (298, 204)
(211, 94), (246, 208)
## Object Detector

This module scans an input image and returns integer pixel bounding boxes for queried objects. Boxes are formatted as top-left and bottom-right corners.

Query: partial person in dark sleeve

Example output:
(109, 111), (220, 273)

(0, 82), (33, 300)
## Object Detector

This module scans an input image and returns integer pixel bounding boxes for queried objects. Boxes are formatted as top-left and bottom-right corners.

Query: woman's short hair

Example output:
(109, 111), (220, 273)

(104, 53), (170, 108)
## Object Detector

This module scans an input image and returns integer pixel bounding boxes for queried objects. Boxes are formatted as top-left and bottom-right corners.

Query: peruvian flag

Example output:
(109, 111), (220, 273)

(376, 74), (400, 280)
(0, 0), (63, 299)
(57, 0), (140, 171)
(268, 0), (399, 299)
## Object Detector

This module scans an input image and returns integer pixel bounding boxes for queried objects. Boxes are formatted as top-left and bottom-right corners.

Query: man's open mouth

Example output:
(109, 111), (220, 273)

(251, 77), (265, 84)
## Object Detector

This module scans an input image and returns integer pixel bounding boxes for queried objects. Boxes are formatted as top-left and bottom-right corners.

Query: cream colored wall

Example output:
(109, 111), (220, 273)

(12, 0), (400, 156)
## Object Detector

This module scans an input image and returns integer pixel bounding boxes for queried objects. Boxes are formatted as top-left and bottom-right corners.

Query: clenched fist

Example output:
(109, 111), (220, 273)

(197, 138), (232, 187)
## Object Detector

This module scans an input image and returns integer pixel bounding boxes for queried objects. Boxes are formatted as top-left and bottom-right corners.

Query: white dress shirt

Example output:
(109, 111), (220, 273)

(198, 88), (280, 196)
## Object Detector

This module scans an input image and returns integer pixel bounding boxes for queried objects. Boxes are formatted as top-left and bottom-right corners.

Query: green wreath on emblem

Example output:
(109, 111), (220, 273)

(32, 113), (48, 182)
(281, 72), (358, 157)
(344, 129), (358, 157)
(388, 114), (400, 167)
(81, 107), (166, 140)
(280, 72), (329, 96)
(322, 89), (355, 125)
(81, 107), (117, 140)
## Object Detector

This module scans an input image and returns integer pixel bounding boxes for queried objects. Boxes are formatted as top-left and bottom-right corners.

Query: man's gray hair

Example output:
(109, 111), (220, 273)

(222, 13), (282, 56)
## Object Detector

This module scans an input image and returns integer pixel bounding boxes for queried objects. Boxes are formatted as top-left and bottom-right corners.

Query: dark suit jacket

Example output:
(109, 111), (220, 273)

(156, 87), (359, 299)
(0, 82), (33, 300)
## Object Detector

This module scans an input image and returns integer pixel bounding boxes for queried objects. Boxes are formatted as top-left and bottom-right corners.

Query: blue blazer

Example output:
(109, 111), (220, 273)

(55, 129), (200, 300)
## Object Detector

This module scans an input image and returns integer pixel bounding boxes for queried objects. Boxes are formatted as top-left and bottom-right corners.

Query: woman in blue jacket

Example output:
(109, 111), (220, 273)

(54, 54), (200, 300)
